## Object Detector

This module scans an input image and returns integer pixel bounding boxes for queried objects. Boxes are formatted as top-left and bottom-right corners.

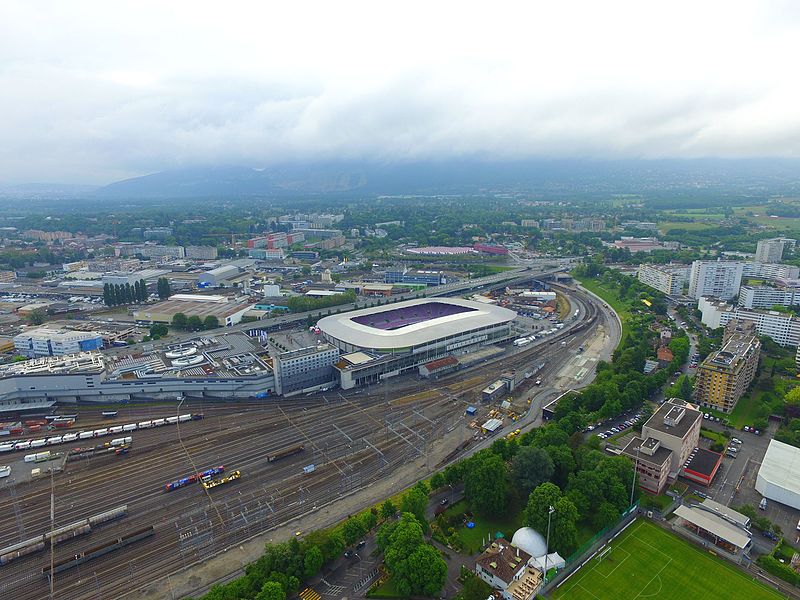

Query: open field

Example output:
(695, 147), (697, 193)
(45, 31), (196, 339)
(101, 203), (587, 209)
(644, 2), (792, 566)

(550, 520), (783, 600)
(658, 221), (716, 233)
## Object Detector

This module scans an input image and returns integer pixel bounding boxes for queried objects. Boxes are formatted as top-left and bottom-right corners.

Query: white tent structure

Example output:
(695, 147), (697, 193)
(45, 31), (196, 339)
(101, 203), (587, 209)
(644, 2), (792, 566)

(756, 439), (800, 510)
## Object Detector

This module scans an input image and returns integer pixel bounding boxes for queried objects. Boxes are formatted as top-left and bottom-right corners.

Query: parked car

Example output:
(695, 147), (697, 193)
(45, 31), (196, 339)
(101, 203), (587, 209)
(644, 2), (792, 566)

(731, 438), (743, 445)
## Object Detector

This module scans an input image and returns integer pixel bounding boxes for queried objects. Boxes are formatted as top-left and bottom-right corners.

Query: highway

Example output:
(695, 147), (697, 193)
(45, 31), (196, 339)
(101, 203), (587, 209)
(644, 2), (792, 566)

(0, 281), (614, 600)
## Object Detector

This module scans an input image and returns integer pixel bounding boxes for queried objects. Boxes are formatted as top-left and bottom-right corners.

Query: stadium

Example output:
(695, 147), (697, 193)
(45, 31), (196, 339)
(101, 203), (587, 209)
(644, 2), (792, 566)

(317, 297), (517, 389)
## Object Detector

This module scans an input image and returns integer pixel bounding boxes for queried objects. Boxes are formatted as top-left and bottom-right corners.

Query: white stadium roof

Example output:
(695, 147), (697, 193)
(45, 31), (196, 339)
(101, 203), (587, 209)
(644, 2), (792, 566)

(317, 297), (516, 351)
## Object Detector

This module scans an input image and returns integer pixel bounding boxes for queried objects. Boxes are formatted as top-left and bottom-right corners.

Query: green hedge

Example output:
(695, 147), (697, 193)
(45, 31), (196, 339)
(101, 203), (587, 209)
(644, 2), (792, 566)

(756, 555), (800, 586)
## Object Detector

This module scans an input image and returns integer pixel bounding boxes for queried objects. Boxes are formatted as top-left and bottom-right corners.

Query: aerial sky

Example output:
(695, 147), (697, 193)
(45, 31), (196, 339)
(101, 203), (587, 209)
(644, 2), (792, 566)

(0, 0), (798, 183)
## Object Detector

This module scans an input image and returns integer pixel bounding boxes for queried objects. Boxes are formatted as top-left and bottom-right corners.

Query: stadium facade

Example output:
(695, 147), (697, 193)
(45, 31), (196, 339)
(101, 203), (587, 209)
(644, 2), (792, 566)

(318, 298), (517, 389)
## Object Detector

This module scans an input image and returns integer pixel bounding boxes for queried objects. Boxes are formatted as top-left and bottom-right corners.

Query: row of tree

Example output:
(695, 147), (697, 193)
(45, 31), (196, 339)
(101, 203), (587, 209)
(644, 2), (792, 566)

(285, 290), (357, 314)
(157, 277), (172, 299)
(171, 312), (219, 331)
(103, 279), (148, 307)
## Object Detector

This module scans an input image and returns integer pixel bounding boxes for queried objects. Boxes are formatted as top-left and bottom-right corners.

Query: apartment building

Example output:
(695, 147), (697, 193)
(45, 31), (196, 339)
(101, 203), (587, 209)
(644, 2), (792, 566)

(699, 297), (800, 347)
(185, 245), (218, 260)
(694, 321), (760, 413)
(637, 264), (688, 296)
(743, 262), (800, 280)
(688, 260), (744, 300)
(738, 284), (800, 309)
(755, 238), (796, 263)
(622, 399), (702, 494)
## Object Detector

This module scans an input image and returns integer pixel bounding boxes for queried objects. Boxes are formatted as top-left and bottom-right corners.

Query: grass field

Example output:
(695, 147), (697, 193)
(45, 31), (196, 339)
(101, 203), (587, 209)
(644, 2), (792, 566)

(573, 275), (630, 344)
(551, 520), (783, 600)
(440, 500), (524, 554)
(658, 221), (717, 233)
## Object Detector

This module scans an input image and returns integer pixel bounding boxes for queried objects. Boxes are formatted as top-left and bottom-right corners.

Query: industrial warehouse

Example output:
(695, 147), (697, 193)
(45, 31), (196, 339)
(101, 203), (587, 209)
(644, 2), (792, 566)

(317, 297), (517, 389)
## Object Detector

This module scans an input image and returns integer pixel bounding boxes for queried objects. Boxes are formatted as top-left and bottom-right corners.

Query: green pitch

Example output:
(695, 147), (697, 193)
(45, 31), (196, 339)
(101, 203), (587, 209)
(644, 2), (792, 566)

(550, 519), (783, 600)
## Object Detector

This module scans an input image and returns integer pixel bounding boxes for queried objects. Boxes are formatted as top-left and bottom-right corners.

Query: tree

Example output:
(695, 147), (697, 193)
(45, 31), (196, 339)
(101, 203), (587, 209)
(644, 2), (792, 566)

(594, 501), (620, 530)
(303, 545), (323, 579)
(382, 513), (425, 574)
(461, 573), (492, 600)
(400, 484), (429, 530)
(150, 323), (168, 338)
(138, 278), (147, 301)
(429, 472), (446, 491)
(203, 315), (219, 330)
(341, 516), (367, 545)
(551, 496), (579, 555)
(157, 277), (172, 299)
(403, 543), (447, 597)
(133, 281), (141, 304)
(171, 312), (188, 329)
(380, 499), (397, 520)
(103, 283), (114, 307)
(512, 446), (555, 497)
(186, 315), (203, 331)
(26, 308), (46, 325)
(544, 445), (576, 489)
(524, 482), (562, 534)
(464, 452), (510, 516)
(254, 581), (285, 600)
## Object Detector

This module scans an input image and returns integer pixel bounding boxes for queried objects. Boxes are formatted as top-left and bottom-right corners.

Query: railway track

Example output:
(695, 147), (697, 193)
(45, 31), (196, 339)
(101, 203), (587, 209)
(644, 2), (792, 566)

(0, 285), (608, 600)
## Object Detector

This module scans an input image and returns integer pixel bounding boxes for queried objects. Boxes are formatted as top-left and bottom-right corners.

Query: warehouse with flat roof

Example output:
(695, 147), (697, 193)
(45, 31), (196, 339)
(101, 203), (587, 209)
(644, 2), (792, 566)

(132, 296), (253, 326)
(756, 439), (800, 510)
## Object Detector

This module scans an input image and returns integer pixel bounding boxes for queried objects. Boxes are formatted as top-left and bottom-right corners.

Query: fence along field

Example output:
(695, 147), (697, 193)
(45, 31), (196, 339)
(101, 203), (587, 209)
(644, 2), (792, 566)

(550, 520), (784, 600)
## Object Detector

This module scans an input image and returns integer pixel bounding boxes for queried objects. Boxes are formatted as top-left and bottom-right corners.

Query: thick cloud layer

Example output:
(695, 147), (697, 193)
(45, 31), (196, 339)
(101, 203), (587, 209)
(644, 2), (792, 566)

(0, 0), (798, 183)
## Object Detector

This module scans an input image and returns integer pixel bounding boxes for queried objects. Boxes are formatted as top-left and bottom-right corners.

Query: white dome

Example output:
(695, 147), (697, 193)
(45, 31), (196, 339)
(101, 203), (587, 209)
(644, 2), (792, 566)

(511, 527), (547, 558)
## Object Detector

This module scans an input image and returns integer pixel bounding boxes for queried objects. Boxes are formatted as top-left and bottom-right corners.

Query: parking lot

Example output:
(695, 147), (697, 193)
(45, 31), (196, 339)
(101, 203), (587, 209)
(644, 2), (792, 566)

(317, 537), (381, 599)
(694, 419), (800, 552)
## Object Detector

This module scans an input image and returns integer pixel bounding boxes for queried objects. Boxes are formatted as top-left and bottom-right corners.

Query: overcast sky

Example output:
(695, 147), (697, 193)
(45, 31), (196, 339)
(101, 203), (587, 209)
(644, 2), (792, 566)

(1, 0), (798, 184)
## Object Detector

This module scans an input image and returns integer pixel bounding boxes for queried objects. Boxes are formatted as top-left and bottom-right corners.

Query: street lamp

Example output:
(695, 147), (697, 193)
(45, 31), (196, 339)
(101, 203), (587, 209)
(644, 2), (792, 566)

(544, 505), (555, 583)
(630, 444), (640, 508)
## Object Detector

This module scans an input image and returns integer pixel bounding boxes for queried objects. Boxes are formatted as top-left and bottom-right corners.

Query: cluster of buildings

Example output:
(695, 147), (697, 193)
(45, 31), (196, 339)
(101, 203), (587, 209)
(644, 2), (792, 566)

(0, 297), (519, 409)
(621, 399), (713, 494)
(114, 243), (219, 260)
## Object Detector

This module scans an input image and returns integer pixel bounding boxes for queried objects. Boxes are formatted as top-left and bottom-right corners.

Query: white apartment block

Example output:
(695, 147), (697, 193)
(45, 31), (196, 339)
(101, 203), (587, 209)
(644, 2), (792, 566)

(688, 260), (744, 300)
(738, 285), (800, 309)
(756, 239), (787, 263)
(185, 246), (218, 260)
(743, 262), (800, 280)
(699, 297), (800, 347)
(637, 264), (688, 295)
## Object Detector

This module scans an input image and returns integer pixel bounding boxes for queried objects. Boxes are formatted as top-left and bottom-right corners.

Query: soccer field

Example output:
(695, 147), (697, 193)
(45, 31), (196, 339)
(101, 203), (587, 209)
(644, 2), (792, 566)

(550, 520), (784, 600)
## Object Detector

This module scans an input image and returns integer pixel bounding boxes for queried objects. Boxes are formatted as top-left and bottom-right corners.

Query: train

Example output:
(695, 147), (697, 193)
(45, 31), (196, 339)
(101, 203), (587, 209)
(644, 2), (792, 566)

(165, 465), (225, 491)
(267, 444), (305, 462)
(43, 525), (155, 577)
(67, 438), (132, 461)
(0, 414), (204, 454)
(0, 505), (127, 567)
(201, 470), (241, 490)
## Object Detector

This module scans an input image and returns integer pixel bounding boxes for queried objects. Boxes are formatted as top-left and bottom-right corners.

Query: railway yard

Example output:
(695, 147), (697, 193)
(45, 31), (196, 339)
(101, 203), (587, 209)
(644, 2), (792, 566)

(0, 284), (617, 600)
